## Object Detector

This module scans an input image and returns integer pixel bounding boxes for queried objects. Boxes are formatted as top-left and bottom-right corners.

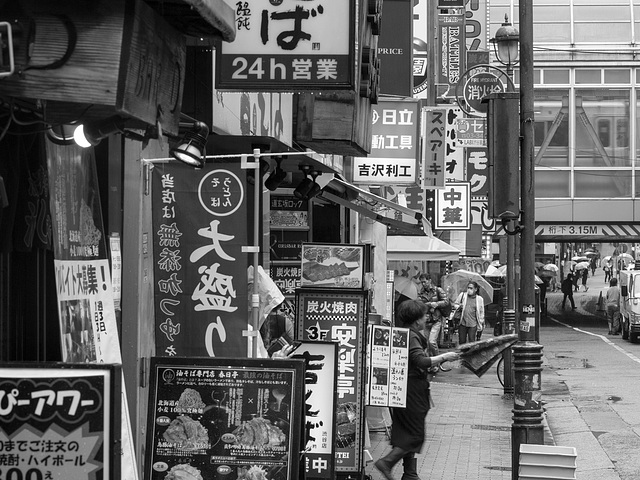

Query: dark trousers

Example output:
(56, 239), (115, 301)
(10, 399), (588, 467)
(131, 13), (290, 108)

(562, 293), (575, 309)
(459, 324), (477, 345)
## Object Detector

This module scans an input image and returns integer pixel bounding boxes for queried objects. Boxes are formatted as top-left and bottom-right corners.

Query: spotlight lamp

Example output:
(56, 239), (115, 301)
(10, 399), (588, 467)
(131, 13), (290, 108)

(264, 156), (288, 191)
(73, 115), (127, 148)
(171, 120), (210, 168)
(294, 167), (321, 200)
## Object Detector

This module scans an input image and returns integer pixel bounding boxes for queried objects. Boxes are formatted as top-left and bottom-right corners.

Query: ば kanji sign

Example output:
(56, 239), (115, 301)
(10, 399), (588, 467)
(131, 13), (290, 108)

(216, 0), (354, 90)
(435, 182), (471, 230)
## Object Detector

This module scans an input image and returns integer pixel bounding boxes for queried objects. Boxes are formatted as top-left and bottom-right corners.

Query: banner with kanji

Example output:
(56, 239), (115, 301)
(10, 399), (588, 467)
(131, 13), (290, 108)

(151, 162), (249, 357)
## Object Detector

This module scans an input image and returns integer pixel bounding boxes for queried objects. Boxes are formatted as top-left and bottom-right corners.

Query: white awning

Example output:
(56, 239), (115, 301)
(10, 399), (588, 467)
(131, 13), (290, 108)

(387, 235), (460, 262)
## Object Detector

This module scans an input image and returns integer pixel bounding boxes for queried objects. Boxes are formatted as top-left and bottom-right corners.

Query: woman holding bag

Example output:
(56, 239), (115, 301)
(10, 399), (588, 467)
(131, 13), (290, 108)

(454, 281), (486, 345)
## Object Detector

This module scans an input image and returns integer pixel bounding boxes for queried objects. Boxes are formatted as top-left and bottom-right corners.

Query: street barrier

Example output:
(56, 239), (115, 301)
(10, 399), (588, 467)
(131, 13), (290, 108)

(518, 444), (577, 480)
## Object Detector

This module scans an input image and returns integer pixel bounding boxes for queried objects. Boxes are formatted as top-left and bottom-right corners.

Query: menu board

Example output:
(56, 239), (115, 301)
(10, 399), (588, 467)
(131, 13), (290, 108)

(366, 326), (409, 407)
(0, 363), (120, 480)
(145, 357), (305, 480)
(300, 243), (365, 289)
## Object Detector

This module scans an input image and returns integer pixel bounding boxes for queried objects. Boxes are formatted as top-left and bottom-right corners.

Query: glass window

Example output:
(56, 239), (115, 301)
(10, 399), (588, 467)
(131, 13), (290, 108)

(535, 171), (571, 198)
(534, 23), (571, 43)
(574, 6), (630, 22)
(575, 89), (631, 167)
(534, 5), (570, 22)
(574, 23), (631, 42)
(575, 70), (601, 84)
(574, 170), (631, 197)
(534, 89), (570, 167)
(543, 69), (570, 84)
(605, 70), (631, 84)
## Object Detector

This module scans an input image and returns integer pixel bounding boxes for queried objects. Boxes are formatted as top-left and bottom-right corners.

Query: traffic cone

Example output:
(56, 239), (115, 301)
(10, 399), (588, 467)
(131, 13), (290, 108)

(597, 291), (604, 312)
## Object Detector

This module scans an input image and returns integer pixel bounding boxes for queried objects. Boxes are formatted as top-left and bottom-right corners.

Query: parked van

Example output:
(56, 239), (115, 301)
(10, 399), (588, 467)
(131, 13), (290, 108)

(618, 265), (640, 342)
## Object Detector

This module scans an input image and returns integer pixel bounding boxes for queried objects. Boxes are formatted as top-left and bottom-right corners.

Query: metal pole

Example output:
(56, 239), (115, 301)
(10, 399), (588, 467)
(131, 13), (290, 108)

(512, 1), (544, 478)
(250, 149), (261, 359)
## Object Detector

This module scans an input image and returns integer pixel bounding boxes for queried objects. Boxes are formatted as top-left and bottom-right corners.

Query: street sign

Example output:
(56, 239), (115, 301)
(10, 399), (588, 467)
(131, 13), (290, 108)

(455, 64), (512, 117)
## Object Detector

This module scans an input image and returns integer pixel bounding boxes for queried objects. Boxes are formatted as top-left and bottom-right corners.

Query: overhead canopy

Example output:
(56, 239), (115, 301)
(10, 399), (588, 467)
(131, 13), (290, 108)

(318, 175), (430, 236)
(387, 235), (460, 262)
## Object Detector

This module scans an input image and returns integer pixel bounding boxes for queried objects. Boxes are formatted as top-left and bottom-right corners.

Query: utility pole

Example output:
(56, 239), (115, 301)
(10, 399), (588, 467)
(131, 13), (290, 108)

(512, 1), (544, 478)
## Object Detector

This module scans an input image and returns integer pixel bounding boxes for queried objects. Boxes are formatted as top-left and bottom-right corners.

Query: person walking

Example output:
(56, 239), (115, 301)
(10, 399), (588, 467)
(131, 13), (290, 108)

(374, 300), (459, 480)
(561, 273), (576, 310)
(572, 270), (580, 292)
(417, 274), (450, 367)
(453, 281), (485, 345)
(604, 263), (612, 283)
(581, 268), (589, 292)
(605, 278), (621, 335)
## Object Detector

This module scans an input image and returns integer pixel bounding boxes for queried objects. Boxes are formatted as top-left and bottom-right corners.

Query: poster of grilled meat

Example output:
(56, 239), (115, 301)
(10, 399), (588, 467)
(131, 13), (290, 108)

(145, 358), (305, 480)
(300, 243), (365, 289)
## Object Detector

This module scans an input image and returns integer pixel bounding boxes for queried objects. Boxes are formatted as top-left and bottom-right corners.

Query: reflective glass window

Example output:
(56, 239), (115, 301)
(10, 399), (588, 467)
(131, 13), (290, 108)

(574, 170), (631, 197)
(535, 171), (571, 198)
(574, 23), (631, 42)
(574, 89), (631, 168)
(534, 89), (570, 168)
(543, 70), (570, 84)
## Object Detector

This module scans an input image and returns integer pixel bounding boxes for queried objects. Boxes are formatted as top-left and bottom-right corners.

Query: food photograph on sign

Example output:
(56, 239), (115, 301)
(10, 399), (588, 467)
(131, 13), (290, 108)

(146, 358), (304, 480)
(300, 243), (364, 288)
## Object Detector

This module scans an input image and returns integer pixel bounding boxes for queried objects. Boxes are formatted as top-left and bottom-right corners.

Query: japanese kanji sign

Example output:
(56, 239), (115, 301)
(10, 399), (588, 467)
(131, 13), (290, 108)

(353, 99), (421, 185)
(151, 162), (249, 358)
(145, 357), (305, 480)
(422, 108), (446, 187)
(455, 118), (486, 147)
(296, 289), (367, 473)
(0, 364), (120, 480)
(435, 182), (471, 230)
(216, 0), (354, 90)
(366, 326), (409, 408)
(437, 13), (465, 87)
(466, 147), (489, 197)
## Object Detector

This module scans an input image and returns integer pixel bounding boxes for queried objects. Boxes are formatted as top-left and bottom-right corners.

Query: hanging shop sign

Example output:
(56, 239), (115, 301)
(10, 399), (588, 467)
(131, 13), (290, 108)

(437, 13), (465, 87)
(270, 195), (309, 228)
(300, 243), (365, 289)
(366, 325), (409, 408)
(353, 99), (421, 185)
(291, 341), (338, 480)
(421, 105), (465, 186)
(0, 363), (121, 480)
(435, 182), (471, 230)
(145, 357), (305, 480)
(216, 0), (354, 91)
(151, 162), (249, 358)
(378, 0), (413, 96)
(270, 264), (302, 297)
(412, 0), (429, 99)
(466, 147), (489, 197)
(455, 118), (486, 147)
(296, 289), (368, 473)
(465, 0), (489, 51)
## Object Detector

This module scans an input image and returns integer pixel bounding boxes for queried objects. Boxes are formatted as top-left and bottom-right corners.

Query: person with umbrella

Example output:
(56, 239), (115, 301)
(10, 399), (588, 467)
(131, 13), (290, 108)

(417, 273), (450, 368)
(374, 299), (459, 480)
(452, 281), (486, 345)
(581, 266), (589, 292)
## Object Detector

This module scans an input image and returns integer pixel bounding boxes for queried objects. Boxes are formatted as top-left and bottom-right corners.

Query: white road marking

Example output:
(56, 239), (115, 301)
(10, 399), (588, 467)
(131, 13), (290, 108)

(548, 317), (640, 364)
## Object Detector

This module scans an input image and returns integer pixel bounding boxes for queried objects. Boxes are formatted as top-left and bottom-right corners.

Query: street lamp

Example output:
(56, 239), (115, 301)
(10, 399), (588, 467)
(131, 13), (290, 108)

(490, 15), (520, 78)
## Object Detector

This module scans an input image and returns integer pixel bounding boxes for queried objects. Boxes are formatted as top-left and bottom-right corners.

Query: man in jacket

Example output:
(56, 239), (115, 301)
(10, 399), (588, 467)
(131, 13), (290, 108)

(561, 273), (576, 310)
(417, 274), (450, 363)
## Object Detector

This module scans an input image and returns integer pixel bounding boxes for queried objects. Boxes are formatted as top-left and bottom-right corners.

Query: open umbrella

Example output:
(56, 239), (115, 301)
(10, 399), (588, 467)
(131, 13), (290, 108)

(601, 256), (612, 267)
(574, 261), (590, 270)
(619, 253), (634, 262)
(394, 276), (419, 300)
(534, 262), (545, 270)
(534, 275), (544, 284)
(442, 270), (494, 305)
(572, 255), (588, 262)
(542, 264), (559, 272)
(584, 251), (598, 257)
(484, 265), (506, 277)
(538, 270), (556, 278)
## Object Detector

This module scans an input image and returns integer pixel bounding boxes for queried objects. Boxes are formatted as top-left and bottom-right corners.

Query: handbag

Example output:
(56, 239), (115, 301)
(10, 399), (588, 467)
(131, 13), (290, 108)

(452, 305), (463, 326)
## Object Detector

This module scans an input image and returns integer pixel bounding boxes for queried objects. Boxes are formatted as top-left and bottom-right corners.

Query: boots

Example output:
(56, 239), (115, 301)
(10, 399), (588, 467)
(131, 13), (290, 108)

(401, 453), (421, 480)
(374, 447), (407, 480)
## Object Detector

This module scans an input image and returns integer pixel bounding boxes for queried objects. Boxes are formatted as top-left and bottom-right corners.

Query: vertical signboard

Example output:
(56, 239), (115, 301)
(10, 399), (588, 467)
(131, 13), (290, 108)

(296, 289), (367, 473)
(437, 13), (465, 87)
(466, 147), (489, 197)
(0, 364), (120, 480)
(292, 342), (338, 480)
(353, 99), (421, 185)
(367, 326), (409, 408)
(435, 182), (471, 230)
(216, 0), (354, 90)
(151, 162), (249, 358)
(422, 108), (447, 187)
(145, 357), (304, 480)
(378, 0), (413, 96)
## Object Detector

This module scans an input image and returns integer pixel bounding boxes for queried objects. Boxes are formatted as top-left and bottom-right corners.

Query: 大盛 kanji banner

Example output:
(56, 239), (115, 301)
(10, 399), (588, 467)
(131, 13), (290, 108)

(152, 162), (249, 357)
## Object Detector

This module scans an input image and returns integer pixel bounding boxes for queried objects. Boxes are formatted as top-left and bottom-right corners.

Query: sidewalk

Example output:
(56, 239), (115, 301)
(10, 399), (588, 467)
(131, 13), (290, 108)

(365, 266), (617, 480)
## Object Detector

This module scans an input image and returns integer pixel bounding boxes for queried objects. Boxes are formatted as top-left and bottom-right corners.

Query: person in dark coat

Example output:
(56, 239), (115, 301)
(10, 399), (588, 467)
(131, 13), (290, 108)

(581, 268), (589, 292)
(374, 300), (459, 480)
(561, 274), (576, 310)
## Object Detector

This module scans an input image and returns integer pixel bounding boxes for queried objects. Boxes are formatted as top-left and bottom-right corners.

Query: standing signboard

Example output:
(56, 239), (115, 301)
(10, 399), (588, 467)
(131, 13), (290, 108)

(151, 162), (249, 358)
(353, 99), (421, 186)
(145, 357), (305, 480)
(292, 341), (338, 480)
(366, 325), (409, 408)
(216, 0), (355, 91)
(437, 13), (465, 87)
(0, 363), (120, 480)
(435, 182), (471, 230)
(296, 289), (368, 473)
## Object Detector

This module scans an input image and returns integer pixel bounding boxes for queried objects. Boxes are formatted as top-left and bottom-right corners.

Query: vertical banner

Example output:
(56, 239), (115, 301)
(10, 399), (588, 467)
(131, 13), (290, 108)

(437, 13), (465, 87)
(378, 0), (413, 96)
(145, 357), (304, 480)
(296, 289), (367, 473)
(412, 0), (429, 99)
(292, 342), (338, 480)
(422, 108), (447, 187)
(353, 99), (421, 185)
(435, 182), (471, 230)
(46, 142), (139, 480)
(367, 326), (409, 408)
(151, 162), (249, 358)
(0, 363), (120, 480)
(466, 147), (489, 197)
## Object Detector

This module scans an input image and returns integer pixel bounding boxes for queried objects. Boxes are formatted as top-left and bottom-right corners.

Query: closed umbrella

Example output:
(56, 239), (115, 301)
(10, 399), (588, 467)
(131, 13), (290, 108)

(442, 270), (494, 305)
(394, 276), (419, 300)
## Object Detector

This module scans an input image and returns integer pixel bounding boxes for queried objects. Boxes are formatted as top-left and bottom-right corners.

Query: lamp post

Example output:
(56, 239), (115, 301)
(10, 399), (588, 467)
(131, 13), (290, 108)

(490, 16), (520, 397)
